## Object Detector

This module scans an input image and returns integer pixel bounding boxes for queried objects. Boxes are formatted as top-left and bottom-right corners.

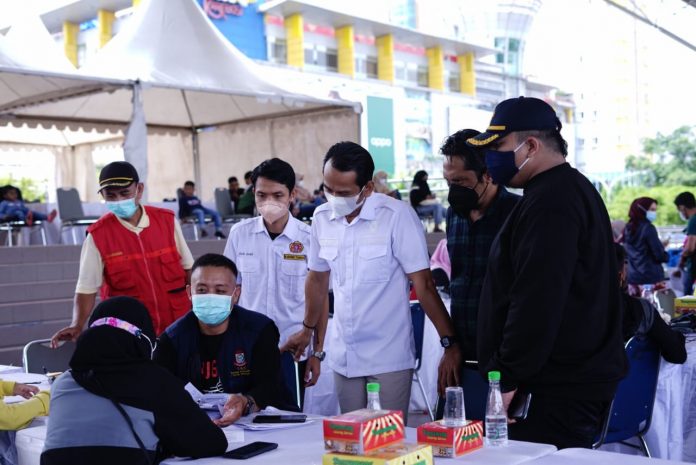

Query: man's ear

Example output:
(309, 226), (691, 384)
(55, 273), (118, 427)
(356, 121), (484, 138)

(186, 284), (192, 300)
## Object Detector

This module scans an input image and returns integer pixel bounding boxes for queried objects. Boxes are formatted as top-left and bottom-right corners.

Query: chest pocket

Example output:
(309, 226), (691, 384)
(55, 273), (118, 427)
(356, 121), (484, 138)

(357, 240), (390, 283)
(104, 260), (137, 293)
(280, 259), (307, 300)
(237, 257), (260, 293)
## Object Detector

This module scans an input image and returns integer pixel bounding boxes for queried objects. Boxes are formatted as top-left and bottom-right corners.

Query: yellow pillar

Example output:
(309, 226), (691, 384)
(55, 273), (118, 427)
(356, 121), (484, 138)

(97, 10), (115, 48)
(132, 0), (141, 7)
(564, 108), (573, 124)
(63, 22), (78, 67)
(285, 14), (304, 69)
(427, 46), (444, 91)
(458, 52), (476, 96)
(376, 34), (394, 83)
(336, 25), (355, 78)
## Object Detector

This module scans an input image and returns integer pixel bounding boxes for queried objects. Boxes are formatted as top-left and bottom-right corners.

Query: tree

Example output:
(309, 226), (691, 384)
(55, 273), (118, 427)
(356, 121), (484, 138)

(626, 126), (696, 187)
(605, 184), (694, 226)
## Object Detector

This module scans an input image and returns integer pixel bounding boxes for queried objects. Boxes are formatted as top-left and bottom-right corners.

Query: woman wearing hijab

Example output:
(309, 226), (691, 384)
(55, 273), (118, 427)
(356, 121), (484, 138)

(409, 170), (446, 232)
(623, 197), (669, 296)
(372, 171), (401, 199)
(41, 296), (227, 465)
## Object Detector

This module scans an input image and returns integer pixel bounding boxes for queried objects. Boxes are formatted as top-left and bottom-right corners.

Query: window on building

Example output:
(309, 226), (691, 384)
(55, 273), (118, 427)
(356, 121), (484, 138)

(304, 45), (338, 72)
(448, 72), (460, 92)
(269, 38), (287, 65)
(417, 66), (428, 87)
(366, 56), (378, 79)
(395, 62), (407, 81)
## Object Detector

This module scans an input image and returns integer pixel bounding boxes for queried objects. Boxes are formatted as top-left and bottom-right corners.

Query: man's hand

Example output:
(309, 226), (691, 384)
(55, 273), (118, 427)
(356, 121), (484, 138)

(279, 328), (312, 361)
(213, 394), (247, 427)
(502, 389), (517, 424)
(437, 347), (462, 396)
(304, 356), (321, 387)
(13, 383), (39, 399)
(50, 326), (82, 349)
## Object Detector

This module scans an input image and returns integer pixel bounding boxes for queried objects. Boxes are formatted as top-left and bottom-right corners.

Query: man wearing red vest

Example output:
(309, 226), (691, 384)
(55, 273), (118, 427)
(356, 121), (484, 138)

(51, 161), (194, 347)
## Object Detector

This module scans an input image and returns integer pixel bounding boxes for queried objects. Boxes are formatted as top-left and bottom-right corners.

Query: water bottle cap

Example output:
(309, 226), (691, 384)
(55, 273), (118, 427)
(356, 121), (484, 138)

(488, 371), (501, 381)
(366, 382), (380, 393)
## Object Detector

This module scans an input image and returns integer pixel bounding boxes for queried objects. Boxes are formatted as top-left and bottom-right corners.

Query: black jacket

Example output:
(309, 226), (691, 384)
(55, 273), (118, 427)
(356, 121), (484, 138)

(478, 163), (627, 401)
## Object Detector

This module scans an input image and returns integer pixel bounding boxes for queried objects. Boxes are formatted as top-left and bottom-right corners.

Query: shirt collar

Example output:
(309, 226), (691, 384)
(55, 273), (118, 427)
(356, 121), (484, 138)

(251, 214), (300, 240)
(115, 204), (149, 231)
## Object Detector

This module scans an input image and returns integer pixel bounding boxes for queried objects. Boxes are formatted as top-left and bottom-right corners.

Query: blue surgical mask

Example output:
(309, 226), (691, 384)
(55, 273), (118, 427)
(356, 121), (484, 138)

(646, 211), (657, 223)
(485, 140), (529, 186)
(106, 198), (139, 219)
(192, 294), (232, 326)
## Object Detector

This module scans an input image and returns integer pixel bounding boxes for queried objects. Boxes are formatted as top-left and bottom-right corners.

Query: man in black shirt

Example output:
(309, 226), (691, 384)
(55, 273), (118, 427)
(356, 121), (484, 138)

(155, 253), (291, 426)
(467, 97), (627, 449)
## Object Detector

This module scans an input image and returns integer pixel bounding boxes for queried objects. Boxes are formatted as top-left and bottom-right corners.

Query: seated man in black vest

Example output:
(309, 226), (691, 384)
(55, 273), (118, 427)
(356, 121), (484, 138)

(154, 253), (292, 426)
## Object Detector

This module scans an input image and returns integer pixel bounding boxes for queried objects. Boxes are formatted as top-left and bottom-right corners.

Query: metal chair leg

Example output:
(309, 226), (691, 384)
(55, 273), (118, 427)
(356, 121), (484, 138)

(638, 434), (651, 458)
(415, 371), (435, 421)
(40, 224), (47, 246)
(7, 227), (14, 247)
(71, 226), (77, 245)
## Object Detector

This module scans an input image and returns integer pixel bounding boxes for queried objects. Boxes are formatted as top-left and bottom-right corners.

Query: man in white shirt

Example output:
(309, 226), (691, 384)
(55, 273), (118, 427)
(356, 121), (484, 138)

(224, 158), (325, 408)
(283, 142), (461, 422)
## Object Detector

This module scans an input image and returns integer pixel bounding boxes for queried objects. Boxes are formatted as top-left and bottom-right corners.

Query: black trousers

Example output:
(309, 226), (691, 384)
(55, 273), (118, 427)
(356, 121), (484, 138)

(508, 393), (609, 449)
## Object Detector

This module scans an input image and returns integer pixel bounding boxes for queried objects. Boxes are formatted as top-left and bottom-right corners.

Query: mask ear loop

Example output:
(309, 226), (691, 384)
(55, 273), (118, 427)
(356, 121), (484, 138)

(514, 140), (532, 171)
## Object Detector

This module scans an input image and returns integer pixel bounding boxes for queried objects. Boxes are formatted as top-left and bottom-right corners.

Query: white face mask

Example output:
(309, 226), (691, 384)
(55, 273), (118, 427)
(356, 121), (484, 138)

(257, 201), (288, 224)
(680, 211), (688, 222)
(325, 187), (365, 217)
(378, 178), (388, 186)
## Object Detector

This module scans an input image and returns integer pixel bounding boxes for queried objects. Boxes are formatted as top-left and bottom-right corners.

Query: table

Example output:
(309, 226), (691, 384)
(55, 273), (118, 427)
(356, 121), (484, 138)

(600, 336), (696, 462)
(528, 447), (690, 465)
(161, 422), (557, 465)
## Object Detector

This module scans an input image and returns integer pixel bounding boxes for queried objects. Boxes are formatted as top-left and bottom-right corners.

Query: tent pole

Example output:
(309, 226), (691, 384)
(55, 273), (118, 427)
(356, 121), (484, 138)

(192, 130), (201, 190)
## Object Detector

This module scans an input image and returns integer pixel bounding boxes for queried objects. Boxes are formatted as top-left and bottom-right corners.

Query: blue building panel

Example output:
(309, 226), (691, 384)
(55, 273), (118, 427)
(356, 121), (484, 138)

(197, 0), (267, 60)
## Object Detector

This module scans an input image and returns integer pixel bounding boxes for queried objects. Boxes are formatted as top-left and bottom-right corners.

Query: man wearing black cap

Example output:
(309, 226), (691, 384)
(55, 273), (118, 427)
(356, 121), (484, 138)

(469, 97), (627, 448)
(51, 161), (194, 346)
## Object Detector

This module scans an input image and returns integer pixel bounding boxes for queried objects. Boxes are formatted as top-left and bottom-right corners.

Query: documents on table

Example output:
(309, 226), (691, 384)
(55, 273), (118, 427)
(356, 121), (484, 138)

(234, 407), (318, 431)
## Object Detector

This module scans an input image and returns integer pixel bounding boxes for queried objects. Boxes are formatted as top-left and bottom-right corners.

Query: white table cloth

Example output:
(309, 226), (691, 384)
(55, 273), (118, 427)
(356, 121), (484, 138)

(529, 447), (689, 465)
(601, 336), (696, 462)
(160, 421), (555, 465)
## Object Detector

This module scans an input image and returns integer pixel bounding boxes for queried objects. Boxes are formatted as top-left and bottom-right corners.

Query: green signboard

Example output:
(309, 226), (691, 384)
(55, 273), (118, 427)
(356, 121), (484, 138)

(367, 96), (395, 175)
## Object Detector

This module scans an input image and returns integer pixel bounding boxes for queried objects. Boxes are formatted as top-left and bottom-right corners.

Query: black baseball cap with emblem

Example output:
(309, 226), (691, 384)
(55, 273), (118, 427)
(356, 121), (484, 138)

(98, 161), (140, 192)
(466, 96), (562, 147)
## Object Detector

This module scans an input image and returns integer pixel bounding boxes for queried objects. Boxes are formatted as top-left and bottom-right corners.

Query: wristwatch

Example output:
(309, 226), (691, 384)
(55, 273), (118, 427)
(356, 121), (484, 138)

(312, 350), (326, 361)
(440, 336), (458, 349)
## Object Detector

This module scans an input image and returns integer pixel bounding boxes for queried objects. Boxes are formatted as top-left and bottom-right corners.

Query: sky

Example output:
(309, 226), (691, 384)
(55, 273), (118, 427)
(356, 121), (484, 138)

(525, 0), (696, 135)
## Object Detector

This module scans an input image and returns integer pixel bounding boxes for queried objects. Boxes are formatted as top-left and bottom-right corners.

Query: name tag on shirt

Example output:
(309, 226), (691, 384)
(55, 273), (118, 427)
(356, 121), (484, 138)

(283, 254), (307, 261)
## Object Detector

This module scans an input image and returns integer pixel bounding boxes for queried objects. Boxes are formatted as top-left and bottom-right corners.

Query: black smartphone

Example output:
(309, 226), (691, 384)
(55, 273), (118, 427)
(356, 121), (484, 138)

(252, 414), (307, 424)
(223, 442), (278, 459)
(509, 391), (532, 420)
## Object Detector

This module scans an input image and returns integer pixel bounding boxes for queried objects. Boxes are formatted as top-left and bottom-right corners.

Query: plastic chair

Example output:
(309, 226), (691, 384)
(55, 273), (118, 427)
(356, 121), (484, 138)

(654, 289), (676, 318)
(56, 187), (100, 244)
(214, 188), (252, 224)
(23, 339), (76, 375)
(280, 351), (301, 411)
(411, 301), (434, 420)
(0, 220), (47, 246)
(592, 336), (660, 456)
(176, 188), (211, 240)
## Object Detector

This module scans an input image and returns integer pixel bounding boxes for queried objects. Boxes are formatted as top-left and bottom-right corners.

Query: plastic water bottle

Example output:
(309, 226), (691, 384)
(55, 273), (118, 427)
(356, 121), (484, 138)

(485, 371), (508, 447)
(366, 382), (381, 410)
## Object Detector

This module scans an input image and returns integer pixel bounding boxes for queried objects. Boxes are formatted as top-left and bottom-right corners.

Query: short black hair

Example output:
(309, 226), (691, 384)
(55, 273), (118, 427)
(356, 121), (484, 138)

(184, 180), (195, 187)
(674, 191), (696, 209)
(515, 129), (568, 157)
(228, 176), (238, 184)
(440, 129), (487, 181)
(191, 253), (238, 278)
(244, 171), (253, 180)
(251, 158), (296, 192)
(323, 141), (375, 188)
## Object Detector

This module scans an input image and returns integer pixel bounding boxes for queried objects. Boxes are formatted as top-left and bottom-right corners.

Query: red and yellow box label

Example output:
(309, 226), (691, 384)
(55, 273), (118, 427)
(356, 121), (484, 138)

(322, 443), (432, 465)
(324, 409), (405, 455)
(416, 420), (483, 457)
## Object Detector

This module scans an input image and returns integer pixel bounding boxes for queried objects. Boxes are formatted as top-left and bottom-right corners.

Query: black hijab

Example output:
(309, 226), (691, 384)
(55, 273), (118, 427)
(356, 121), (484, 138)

(70, 296), (175, 412)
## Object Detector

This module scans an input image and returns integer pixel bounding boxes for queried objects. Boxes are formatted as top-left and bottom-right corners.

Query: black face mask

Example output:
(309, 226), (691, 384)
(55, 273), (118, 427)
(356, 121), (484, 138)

(448, 183), (484, 218)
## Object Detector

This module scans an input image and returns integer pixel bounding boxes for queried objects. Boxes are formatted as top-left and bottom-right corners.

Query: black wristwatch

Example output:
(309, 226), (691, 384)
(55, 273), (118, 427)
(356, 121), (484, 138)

(312, 350), (326, 361)
(440, 335), (458, 349)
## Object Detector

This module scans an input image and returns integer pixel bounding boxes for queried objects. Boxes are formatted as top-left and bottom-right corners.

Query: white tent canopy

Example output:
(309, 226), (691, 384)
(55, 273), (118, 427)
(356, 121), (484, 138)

(0, 0), (360, 202)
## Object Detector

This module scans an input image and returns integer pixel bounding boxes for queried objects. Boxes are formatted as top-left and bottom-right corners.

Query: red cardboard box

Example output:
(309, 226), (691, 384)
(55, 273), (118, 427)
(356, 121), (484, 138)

(323, 409), (405, 455)
(416, 420), (484, 457)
